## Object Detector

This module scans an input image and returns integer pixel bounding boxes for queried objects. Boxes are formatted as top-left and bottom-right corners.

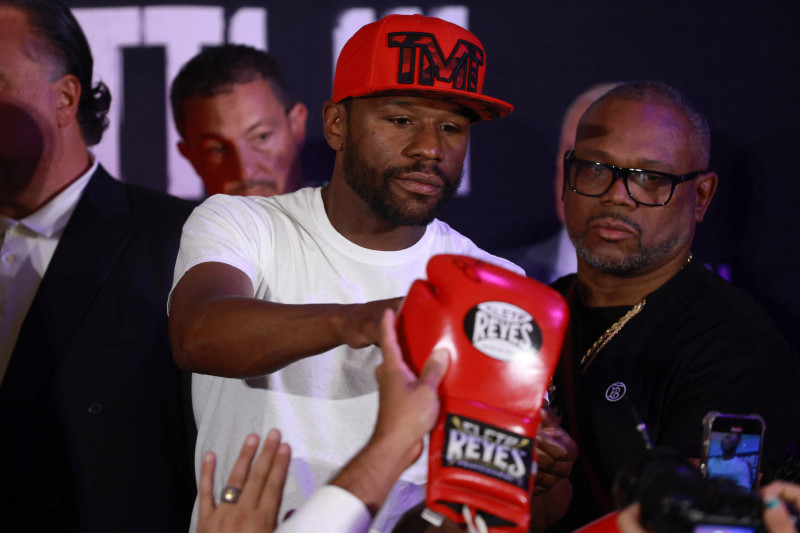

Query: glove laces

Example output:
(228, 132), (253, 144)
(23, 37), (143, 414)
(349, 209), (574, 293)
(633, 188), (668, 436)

(462, 505), (488, 533)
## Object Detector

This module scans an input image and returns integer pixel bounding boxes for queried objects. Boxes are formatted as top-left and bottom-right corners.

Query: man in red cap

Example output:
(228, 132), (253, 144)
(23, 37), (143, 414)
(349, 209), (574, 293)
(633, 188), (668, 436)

(169, 14), (573, 532)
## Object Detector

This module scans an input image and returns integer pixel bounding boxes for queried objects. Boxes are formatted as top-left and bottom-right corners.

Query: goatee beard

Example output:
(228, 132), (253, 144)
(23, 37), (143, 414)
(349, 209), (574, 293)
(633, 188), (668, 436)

(342, 132), (461, 226)
(568, 211), (690, 275)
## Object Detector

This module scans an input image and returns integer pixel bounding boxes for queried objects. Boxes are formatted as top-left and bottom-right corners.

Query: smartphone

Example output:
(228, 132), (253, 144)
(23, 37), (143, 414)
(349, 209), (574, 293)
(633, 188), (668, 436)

(700, 411), (766, 492)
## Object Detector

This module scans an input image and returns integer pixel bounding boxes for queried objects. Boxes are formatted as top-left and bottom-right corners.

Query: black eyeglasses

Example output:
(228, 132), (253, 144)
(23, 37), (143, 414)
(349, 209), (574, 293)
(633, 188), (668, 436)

(563, 150), (704, 207)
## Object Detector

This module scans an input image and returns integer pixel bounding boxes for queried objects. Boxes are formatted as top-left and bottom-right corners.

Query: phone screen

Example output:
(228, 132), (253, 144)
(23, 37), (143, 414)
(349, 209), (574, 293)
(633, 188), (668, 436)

(701, 412), (765, 493)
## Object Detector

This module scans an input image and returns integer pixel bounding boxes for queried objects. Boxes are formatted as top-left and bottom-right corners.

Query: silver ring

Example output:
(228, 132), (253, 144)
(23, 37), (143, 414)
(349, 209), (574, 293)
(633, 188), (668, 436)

(221, 485), (241, 504)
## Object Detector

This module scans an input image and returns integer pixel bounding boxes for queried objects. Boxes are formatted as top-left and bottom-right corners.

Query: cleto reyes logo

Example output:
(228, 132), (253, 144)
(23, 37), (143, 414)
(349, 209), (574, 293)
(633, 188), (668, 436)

(443, 415), (533, 490)
(463, 301), (542, 362)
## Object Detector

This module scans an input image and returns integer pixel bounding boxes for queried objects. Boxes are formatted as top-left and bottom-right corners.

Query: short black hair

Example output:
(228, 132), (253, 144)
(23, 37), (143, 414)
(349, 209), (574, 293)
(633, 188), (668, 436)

(2, 0), (111, 146)
(170, 44), (292, 138)
(582, 80), (711, 168)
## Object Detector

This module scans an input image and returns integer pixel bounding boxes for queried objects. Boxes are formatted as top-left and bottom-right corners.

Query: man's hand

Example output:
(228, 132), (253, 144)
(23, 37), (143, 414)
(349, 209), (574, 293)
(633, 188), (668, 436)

(334, 297), (404, 350)
(371, 307), (449, 461)
(760, 480), (800, 533)
(534, 406), (578, 494)
(330, 308), (449, 514)
(528, 406), (577, 531)
(198, 430), (291, 533)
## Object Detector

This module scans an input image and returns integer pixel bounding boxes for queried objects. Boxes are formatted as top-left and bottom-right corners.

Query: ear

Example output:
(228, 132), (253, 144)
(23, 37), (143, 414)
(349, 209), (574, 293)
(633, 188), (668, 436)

(693, 171), (718, 223)
(55, 74), (81, 128)
(322, 100), (346, 151)
(287, 102), (308, 148)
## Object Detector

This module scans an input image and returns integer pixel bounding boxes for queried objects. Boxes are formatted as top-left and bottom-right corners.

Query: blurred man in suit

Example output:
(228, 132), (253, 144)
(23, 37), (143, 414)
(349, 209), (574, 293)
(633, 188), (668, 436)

(548, 80), (800, 531)
(0, 0), (196, 529)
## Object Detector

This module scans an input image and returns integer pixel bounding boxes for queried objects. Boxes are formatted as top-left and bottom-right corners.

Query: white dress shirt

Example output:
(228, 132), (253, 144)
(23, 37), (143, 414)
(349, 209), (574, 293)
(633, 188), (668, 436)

(0, 159), (97, 384)
(276, 485), (371, 533)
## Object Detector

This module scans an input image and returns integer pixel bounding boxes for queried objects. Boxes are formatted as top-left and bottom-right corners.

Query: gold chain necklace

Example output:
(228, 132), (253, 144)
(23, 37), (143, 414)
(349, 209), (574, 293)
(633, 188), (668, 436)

(580, 298), (645, 374)
(579, 253), (693, 375)
(546, 254), (693, 405)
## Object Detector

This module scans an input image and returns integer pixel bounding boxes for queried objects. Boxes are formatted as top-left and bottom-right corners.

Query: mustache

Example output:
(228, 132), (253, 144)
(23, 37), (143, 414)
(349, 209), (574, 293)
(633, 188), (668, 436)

(385, 161), (450, 183)
(586, 211), (642, 235)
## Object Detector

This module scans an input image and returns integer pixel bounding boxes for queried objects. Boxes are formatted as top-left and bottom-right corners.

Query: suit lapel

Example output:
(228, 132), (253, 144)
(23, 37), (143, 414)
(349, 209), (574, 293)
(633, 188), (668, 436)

(0, 166), (144, 435)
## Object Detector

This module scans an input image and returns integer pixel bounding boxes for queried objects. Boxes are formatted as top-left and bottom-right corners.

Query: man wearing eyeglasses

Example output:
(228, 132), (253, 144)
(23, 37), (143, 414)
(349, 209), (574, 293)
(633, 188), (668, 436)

(545, 81), (800, 531)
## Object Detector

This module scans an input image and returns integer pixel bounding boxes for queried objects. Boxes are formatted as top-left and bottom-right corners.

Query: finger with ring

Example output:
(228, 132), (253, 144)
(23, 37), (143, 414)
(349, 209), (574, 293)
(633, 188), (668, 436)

(221, 485), (241, 504)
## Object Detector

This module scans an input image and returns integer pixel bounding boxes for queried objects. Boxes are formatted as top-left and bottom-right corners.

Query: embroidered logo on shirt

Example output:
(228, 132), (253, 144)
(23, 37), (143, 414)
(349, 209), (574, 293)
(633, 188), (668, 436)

(605, 382), (626, 402)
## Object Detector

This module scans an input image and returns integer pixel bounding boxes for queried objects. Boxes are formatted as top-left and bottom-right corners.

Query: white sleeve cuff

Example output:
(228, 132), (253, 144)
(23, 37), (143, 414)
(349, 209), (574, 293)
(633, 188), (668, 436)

(275, 485), (372, 533)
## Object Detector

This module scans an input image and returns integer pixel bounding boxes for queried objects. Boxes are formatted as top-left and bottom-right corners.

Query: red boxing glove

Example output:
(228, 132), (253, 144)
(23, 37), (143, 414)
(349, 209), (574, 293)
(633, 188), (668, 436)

(397, 254), (569, 532)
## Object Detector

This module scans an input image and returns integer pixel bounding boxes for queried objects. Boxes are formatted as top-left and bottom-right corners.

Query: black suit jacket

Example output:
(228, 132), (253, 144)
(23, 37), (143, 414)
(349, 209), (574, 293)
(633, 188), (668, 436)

(0, 166), (197, 532)
(502, 229), (563, 283)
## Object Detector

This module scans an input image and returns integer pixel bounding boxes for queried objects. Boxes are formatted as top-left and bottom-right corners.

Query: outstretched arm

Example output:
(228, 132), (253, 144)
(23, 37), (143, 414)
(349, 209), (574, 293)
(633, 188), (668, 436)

(169, 261), (402, 377)
(329, 308), (449, 515)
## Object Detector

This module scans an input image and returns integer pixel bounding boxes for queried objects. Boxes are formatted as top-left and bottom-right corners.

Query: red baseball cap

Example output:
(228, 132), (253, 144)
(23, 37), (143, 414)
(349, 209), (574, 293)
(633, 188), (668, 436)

(332, 14), (513, 121)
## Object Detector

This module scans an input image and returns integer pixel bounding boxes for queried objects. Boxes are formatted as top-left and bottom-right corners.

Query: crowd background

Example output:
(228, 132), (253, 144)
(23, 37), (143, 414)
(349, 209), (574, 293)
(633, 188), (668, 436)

(65, 0), (800, 351)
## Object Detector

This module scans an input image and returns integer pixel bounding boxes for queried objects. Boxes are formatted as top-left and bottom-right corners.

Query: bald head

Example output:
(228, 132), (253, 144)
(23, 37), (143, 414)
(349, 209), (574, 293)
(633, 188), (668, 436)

(555, 83), (621, 222)
(578, 81), (711, 170)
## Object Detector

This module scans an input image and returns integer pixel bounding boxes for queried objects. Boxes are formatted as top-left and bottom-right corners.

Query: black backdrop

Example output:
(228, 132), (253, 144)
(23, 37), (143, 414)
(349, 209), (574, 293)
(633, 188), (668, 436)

(66, 0), (800, 350)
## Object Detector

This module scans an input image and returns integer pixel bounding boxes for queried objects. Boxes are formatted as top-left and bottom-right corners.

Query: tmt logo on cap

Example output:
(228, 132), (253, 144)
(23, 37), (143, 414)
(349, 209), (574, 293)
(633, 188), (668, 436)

(332, 14), (513, 121)
(389, 31), (484, 93)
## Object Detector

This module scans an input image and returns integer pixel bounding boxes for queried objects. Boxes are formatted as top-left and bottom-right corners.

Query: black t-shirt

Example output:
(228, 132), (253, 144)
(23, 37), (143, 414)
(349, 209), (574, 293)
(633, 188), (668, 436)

(548, 260), (800, 531)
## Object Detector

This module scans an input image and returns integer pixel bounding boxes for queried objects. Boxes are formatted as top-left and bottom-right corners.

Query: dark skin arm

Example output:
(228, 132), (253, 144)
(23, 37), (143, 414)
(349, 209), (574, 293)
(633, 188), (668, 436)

(168, 261), (402, 377)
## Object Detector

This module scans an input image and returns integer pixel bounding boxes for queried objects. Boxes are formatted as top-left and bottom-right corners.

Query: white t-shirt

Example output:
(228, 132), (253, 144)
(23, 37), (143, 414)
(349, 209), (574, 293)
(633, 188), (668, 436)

(172, 187), (521, 532)
(707, 455), (752, 489)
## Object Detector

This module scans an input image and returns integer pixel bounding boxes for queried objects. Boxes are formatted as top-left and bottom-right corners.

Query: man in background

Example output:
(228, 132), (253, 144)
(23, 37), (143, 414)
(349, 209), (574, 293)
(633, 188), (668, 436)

(171, 44), (308, 197)
(548, 80), (800, 530)
(505, 83), (618, 283)
(0, 0), (195, 529)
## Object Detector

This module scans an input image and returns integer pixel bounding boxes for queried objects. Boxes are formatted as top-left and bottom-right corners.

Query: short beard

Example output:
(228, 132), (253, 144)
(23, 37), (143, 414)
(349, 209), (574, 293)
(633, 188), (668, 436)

(569, 211), (691, 276)
(342, 129), (461, 227)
